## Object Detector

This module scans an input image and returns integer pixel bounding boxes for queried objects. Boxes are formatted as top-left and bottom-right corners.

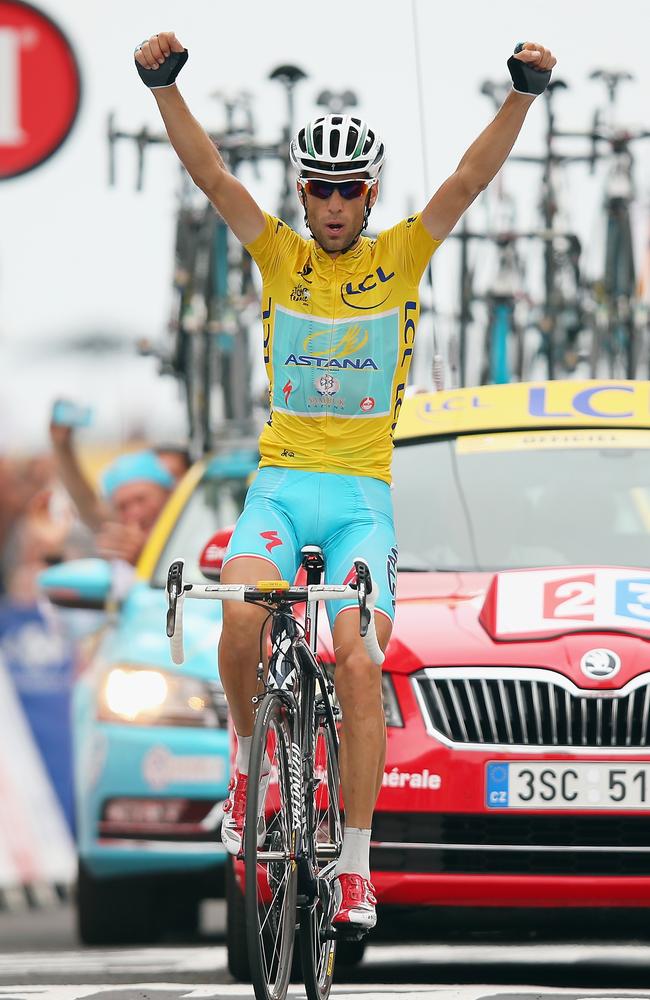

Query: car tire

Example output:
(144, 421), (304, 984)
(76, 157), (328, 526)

(76, 862), (159, 945)
(225, 856), (251, 981)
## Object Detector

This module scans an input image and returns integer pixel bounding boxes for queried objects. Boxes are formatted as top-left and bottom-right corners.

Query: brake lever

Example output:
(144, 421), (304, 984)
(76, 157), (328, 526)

(166, 558), (184, 637)
(354, 559), (371, 638)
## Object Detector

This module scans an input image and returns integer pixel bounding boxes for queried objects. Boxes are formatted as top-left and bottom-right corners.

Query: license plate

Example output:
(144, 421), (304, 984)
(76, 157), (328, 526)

(486, 761), (650, 809)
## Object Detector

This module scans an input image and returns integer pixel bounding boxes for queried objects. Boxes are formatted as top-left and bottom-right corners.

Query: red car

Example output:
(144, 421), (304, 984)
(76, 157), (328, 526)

(226, 377), (650, 969)
(371, 378), (650, 927)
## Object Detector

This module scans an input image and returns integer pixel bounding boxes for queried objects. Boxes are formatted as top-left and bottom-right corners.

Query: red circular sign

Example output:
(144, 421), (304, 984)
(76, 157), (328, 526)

(0, 1), (80, 180)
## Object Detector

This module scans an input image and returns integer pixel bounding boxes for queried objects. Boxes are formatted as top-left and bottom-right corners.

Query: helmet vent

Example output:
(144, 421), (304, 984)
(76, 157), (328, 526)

(345, 129), (358, 156)
(330, 129), (341, 158)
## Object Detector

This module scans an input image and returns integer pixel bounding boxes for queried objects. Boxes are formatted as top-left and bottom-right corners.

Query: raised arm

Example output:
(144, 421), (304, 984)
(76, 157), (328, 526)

(421, 42), (557, 241)
(135, 32), (265, 246)
(49, 424), (110, 532)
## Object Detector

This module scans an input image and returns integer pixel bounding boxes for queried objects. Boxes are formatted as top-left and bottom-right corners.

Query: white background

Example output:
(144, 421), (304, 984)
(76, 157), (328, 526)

(1, 0), (649, 450)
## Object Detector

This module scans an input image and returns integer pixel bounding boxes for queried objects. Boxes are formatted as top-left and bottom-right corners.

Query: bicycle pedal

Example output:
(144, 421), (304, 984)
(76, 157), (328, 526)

(322, 925), (368, 943)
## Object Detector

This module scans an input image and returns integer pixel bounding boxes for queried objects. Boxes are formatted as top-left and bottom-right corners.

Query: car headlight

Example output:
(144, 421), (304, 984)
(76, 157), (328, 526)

(382, 674), (403, 728)
(98, 665), (228, 728)
(321, 664), (403, 728)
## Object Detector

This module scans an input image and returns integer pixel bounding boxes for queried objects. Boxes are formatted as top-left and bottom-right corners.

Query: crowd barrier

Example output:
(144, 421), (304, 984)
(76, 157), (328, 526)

(0, 649), (76, 909)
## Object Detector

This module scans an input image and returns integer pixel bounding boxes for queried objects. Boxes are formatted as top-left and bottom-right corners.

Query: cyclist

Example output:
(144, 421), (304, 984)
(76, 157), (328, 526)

(135, 32), (555, 931)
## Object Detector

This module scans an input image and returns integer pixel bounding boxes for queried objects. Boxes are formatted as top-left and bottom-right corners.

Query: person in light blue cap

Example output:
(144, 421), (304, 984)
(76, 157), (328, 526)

(91, 450), (174, 564)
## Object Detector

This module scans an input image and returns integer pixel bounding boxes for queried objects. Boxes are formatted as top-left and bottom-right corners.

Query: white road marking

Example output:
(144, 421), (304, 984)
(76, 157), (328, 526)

(0, 948), (224, 975)
(0, 986), (649, 1000)
(1, 940), (650, 976)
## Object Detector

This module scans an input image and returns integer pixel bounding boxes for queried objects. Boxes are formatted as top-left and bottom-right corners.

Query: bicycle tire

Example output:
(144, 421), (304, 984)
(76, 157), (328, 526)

(299, 665), (342, 1000)
(245, 690), (298, 1000)
(604, 207), (637, 378)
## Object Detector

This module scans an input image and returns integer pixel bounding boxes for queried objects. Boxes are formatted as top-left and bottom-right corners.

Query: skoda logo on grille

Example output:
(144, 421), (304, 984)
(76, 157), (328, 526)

(580, 648), (621, 680)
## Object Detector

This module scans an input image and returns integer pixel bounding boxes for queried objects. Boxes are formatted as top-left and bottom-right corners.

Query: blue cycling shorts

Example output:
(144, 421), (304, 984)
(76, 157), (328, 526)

(223, 467), (397, 627)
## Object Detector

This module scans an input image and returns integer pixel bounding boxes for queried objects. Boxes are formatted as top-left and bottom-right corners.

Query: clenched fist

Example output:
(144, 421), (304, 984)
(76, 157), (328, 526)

(508, 41), (556, 95)
(134, 31), (188, 89)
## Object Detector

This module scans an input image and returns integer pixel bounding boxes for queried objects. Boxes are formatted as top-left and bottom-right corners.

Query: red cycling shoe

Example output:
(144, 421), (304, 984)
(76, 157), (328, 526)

(331, 873), (377, 930)
(221, 769), (270, 856)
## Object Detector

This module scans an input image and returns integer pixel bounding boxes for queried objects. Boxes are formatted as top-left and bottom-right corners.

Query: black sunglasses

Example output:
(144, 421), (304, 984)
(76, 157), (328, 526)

(300, 178), (374, 200)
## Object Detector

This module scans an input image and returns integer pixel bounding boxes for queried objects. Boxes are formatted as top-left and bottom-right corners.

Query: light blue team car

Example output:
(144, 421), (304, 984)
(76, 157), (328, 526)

(40, 451), (257, 944)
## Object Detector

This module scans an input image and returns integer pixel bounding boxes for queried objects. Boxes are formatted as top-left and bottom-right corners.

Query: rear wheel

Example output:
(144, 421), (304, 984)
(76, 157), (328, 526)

(245, 691), (298, 1000)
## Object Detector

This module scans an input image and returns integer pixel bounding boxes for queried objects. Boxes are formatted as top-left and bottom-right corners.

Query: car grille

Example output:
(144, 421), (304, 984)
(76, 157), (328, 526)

(413, 667), (650, 749)
(371, 812), (650, 877)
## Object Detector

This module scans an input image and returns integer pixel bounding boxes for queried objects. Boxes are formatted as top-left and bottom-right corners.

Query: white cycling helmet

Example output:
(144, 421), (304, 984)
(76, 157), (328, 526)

(289, 114), (385, 179)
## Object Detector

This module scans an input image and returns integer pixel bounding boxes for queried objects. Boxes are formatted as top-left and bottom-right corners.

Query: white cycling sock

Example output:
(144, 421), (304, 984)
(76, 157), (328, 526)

(235, 734), (252, 775)
(235, 735), (271, 779)
(333, 826), (372, 881)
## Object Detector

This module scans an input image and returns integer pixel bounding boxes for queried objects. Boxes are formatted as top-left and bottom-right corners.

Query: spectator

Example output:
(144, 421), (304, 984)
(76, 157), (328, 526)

(96, 450), (174, 564)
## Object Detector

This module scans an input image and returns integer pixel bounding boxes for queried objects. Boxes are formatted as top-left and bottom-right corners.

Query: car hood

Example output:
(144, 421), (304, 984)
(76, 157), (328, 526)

(384, 566), (650, 690)
(109, 582), (222, 682)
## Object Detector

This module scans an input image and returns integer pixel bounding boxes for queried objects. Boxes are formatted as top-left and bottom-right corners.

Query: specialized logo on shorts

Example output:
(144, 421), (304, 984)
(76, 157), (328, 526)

(360, 396), (375, 412)
(261, 530), (283, 553)
(315, 374), (340, 397)
(342, 566), (357, 586)
(386, 546), (398, 609)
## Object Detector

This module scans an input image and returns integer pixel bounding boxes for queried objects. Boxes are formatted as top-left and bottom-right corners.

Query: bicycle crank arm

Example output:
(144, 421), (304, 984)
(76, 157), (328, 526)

(296, 855), (319, 903)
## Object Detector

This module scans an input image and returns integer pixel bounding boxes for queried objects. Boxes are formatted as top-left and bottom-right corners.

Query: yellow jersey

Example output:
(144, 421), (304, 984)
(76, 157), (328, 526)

(245, 212), (442, 484)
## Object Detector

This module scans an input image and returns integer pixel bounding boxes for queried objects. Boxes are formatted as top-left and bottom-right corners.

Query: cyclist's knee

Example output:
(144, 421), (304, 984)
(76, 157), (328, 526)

(334, 648), (382, 704)
(221, 600), (267, 645)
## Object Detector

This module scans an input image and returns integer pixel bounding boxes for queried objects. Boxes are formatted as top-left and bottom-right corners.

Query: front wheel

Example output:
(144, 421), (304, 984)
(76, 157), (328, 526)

(245, 692), (299, 1000)
(299, 692), (342, 1000)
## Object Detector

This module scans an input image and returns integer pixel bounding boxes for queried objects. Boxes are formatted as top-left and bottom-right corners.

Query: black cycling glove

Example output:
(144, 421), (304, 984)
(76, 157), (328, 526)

(507, 42), (551, 96)
(135, 47), (188, 89)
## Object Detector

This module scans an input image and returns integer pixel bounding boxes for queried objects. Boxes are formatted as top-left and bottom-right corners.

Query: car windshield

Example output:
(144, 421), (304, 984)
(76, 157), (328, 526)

(151, 476), (249, 587)
(393, 428), (650, 571)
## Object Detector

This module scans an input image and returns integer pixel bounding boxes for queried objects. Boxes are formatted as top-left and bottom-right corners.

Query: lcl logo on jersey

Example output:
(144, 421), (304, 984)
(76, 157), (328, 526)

(580, 648), (621, 680)
(341, 267), (395, 310)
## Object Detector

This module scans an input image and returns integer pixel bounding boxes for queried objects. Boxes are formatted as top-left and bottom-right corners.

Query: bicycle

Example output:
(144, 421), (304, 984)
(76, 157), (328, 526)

(165, 546), (384, 1000)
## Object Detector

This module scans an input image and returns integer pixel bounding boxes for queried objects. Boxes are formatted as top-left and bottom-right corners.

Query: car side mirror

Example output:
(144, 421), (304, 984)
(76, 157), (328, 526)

(199, 526), (235, 581)
(38, 558), (113, 610)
